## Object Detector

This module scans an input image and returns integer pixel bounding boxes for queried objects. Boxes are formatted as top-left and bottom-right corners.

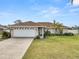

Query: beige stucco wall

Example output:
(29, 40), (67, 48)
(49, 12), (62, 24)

(48, 29), (60, 34)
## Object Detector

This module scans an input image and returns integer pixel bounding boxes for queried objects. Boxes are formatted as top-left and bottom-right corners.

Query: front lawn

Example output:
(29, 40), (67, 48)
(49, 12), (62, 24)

(23, 35), (79, 59)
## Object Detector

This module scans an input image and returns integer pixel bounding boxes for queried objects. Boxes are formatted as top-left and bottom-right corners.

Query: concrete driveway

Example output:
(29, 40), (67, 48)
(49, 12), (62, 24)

(0, 38), (34, 59)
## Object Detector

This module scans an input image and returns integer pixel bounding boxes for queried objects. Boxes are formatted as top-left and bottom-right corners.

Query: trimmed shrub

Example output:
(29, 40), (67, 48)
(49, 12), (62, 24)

(51, 34), (63, 36)
(63, 33), (74, 36)
(44, 31), (51, 38)
(2, 31), (11, 39)
(34, 35), (40, 39)
(50, 33), (74, 36)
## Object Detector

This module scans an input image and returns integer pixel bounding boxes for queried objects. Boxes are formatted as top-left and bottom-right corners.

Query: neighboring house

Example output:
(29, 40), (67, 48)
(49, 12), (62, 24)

(63, 26), (79, 34)
(0, 24), (10, 33)
(0, 25), (4, 32)
(9, 21), (59, 39)
(63, 26), (71, 34)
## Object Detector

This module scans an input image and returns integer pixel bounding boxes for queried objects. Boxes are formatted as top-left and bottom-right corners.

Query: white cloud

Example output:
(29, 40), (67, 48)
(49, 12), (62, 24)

(41, 7), (60, 15)
(34, 5), (79, 22)
(65, 2), (72, 8)
(42, 9), (59, 14)
(72, 0), (79, 6)
(65, 0), (79, 8)
(34, 7), (61, 19)
(64, 1), (79, 16)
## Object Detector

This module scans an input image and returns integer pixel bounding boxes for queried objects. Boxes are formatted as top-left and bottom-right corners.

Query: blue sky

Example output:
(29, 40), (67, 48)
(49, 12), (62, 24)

(0, 0), (79, 26)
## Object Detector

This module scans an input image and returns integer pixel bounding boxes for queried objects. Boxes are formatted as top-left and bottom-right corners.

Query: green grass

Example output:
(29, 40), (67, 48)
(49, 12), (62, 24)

(23, 35), (79, 59)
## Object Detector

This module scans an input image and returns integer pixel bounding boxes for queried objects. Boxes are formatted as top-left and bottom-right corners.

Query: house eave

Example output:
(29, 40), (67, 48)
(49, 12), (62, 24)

(9, 26), (47, 28)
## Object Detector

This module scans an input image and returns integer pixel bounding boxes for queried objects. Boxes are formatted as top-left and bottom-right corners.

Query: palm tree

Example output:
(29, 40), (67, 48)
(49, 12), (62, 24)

(53, 20), (63, 34)
(53, 20), (57, 34)
(56, 22), (63, 34)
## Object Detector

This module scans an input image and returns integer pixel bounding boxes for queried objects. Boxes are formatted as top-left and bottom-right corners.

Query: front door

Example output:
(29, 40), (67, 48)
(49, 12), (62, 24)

(38, 27), (44, 38)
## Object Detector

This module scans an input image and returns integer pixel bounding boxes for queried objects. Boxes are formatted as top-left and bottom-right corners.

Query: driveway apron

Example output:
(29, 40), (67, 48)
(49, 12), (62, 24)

(0, 38), (33, 59)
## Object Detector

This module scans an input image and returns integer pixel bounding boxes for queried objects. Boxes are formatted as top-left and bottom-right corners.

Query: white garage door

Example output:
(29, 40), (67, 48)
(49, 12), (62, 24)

(12, 29), (37, 37)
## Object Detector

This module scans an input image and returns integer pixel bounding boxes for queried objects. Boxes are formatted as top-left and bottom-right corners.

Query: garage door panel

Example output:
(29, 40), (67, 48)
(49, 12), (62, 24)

(13, 29), (36, 37)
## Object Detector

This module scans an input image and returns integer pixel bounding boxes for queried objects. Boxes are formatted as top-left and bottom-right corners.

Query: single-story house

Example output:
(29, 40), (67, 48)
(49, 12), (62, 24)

(9, 21), (60, 38)
(9, 21), (79, 39)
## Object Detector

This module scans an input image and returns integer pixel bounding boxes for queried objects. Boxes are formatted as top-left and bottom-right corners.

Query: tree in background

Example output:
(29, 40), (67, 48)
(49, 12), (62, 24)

(14, 20), (22, 24)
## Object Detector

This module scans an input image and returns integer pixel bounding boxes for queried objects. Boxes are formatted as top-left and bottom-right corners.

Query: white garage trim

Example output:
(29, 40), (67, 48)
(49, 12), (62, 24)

(12, 27), (38, 38)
